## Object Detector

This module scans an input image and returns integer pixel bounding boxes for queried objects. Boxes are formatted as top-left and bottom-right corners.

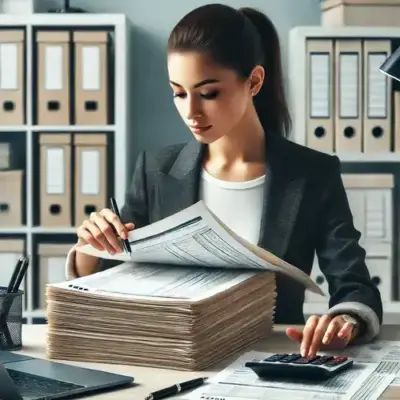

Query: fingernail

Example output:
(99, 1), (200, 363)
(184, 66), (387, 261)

(122, 231), (128, 240)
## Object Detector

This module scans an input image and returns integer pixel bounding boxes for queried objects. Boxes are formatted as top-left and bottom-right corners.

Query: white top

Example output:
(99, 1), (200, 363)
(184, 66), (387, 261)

(198, 168), (265, 245)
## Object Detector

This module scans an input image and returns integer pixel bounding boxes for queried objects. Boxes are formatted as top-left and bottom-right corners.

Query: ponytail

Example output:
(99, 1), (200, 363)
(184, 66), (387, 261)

(239, 7), (291, 137)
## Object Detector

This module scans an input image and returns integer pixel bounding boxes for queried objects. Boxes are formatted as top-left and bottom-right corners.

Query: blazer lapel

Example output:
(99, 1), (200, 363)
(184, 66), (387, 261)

(156, 135), (306, 261)
(156, 140), (204, 219)
(257, 135), (306, 259)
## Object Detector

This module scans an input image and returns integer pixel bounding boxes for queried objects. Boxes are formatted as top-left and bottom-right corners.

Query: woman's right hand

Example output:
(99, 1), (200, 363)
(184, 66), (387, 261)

(76, 209), (135, 254)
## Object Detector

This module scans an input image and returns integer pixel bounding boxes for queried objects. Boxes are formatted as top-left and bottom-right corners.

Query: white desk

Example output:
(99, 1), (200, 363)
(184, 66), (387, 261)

(15, 324), (400, 399)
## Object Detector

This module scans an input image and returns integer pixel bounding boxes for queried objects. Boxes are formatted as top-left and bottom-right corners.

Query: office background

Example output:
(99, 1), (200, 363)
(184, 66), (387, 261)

(35, 0), (321, 169)
(1, 0), (399, 325)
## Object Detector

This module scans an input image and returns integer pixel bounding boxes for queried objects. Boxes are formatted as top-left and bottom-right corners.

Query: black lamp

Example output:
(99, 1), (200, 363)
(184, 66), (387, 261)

(47, 0), (86, 13)
(379, 45), (400, 82)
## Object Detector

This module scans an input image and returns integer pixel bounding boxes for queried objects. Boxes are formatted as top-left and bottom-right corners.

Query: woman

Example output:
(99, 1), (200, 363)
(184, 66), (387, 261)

(65, 4), (382, 358)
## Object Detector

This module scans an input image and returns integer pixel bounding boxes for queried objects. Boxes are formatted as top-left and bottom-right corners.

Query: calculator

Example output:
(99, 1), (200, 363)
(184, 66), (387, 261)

(245, 353), (353, 380)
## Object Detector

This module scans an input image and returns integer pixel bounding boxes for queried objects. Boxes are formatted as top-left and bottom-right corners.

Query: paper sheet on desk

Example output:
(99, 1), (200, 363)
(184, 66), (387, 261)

(334, 339), (400, 389)
(76, 201), (323, 295)
(181, 350), (393, 400)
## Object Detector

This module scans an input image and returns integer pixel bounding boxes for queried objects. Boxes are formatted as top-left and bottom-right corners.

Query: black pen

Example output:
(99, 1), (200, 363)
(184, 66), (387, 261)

(145, 377), (207, 400)
(7, 258), (23, 294)
(109, 197), (132, 254)
(12, 256), (30, 293)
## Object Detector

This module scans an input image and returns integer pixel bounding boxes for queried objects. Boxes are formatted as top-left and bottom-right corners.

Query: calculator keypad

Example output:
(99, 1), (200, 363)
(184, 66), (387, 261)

(262, 353), (347, 367)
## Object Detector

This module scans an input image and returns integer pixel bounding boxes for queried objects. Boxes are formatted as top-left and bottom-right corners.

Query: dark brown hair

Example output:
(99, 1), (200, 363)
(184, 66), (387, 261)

(167, 3), (291, 138)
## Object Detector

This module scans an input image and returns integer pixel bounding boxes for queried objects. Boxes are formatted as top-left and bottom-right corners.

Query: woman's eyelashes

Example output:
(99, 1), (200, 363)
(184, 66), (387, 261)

(173, 90), (220, 99)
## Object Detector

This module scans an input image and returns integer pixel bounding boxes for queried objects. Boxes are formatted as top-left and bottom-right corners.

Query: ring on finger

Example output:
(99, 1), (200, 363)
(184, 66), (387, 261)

(90, 211), (101, 220)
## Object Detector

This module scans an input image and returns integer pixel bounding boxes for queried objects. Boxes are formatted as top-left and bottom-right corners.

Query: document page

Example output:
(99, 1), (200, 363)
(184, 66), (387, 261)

(183, 350), (392, 400)
(336, 339), (400, 390)
(51, 262), (260, 302)
(77, 201), (323, 295)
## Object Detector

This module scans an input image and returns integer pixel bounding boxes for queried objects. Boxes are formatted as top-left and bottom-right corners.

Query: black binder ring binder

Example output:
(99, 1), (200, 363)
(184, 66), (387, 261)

(0, 287), (23, 351)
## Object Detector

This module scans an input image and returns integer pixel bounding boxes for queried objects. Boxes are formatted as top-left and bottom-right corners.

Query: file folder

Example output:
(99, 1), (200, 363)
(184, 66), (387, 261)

(0, 170), (23, 227)
(36, 31), (70, 125)
(73, 31), (108, 125)
(306, 39), (334, 152)
(334, 39), (362, 153)
(0, 29), (25, 125)
(342, 173), (394, 303)
(363, 40), (391, 153)
(74, 133), (107, 225)
(39, 133), (71, 227)
(38, 243), (72, 310)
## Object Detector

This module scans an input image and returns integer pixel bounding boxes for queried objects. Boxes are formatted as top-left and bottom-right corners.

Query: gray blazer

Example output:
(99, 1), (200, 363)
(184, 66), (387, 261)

(99, 132), (382, 337)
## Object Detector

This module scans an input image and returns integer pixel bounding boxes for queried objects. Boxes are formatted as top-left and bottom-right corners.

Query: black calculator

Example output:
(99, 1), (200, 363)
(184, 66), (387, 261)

(245, 353), (353, 380)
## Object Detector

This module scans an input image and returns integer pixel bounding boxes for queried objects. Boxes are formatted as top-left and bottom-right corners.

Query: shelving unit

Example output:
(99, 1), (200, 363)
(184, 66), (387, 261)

(0, 13), (130, 324)
(288, 26), (400, 324)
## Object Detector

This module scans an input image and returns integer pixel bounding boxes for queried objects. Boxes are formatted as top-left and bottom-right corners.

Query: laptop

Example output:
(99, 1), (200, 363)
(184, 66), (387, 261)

(0, 350), (134, 399)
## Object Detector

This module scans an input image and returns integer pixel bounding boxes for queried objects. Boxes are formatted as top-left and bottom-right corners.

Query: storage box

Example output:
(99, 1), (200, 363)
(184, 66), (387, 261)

(0, 170), (23, 226)
(321, 0), (400, 27)
(38, 243), (72, 310)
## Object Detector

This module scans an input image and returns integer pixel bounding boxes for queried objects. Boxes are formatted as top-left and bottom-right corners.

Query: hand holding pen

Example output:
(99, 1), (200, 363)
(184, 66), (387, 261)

(76, 198), (132, 255)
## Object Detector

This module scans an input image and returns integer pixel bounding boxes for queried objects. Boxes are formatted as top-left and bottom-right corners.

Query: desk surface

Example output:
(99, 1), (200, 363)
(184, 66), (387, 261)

(16, 324), (400, 399)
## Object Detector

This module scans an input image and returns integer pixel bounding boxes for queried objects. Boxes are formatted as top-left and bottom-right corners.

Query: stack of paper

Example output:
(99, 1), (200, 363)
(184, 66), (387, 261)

(46, 263), (276, 370)
(45, 201), (323, 371)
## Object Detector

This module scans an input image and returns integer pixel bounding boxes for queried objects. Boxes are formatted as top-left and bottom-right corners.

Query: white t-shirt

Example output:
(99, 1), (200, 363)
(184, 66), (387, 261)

(198, 168), (265, 245)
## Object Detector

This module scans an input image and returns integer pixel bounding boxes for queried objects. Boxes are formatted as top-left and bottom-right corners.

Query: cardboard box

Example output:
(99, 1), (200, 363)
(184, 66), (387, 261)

(321, 0), (400, 26)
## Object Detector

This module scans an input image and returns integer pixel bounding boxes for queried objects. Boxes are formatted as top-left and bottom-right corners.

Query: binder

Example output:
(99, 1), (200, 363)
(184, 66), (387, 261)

(363, 40), (392, 153)
(0, 142), (10, 169)
(0, 170), (23, 227)
(39, 133), (71, 227)
(342, 174), (394, 244)
(74, 133), (107, 225)
(0, 239), (25, 300)
(36, 31), (70, 125)
(38, 243), (72, 310)
(394, 91), (400, 152)
(73, 31), (108, 125)
(305, 39), (334, 153)
(0, 29), (24, 125)
(334, 39), (362, 153)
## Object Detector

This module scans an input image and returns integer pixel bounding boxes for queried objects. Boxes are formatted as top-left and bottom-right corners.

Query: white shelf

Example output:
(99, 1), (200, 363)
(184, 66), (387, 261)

(0, 13), (130, 325)
(0, 13), (126, 26)
(30, 125), (117, 132)
(31, 227), (78, 234)
(26, 309), (47, 319)
(0, 228), (28, 234)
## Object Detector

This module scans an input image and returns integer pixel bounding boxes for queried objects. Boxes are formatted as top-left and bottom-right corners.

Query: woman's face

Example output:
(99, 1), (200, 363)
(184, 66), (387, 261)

(167, 51), (257, 144)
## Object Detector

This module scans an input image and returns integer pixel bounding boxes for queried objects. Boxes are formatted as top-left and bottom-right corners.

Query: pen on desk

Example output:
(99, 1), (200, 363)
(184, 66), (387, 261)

(145, 377), (207, 400)
(7, 258), (23, 293)
(109, 197), (132, 254)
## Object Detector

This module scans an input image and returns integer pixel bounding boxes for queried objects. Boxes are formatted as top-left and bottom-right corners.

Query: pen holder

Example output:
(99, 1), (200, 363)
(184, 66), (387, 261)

(0, 286), (23, 351)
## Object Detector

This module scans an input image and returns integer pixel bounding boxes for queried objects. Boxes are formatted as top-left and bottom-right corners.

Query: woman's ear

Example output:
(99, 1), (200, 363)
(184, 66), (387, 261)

(249, 65), (265, 96)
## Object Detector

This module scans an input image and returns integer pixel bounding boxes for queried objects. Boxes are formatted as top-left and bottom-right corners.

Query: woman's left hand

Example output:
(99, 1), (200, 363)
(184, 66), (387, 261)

(286, 314), (356, 357)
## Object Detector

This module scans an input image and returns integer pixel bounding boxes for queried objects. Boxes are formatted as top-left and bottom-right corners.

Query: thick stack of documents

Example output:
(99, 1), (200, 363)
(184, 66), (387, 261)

(45, 201), (323, 370)
(46, 264), (276, 370)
